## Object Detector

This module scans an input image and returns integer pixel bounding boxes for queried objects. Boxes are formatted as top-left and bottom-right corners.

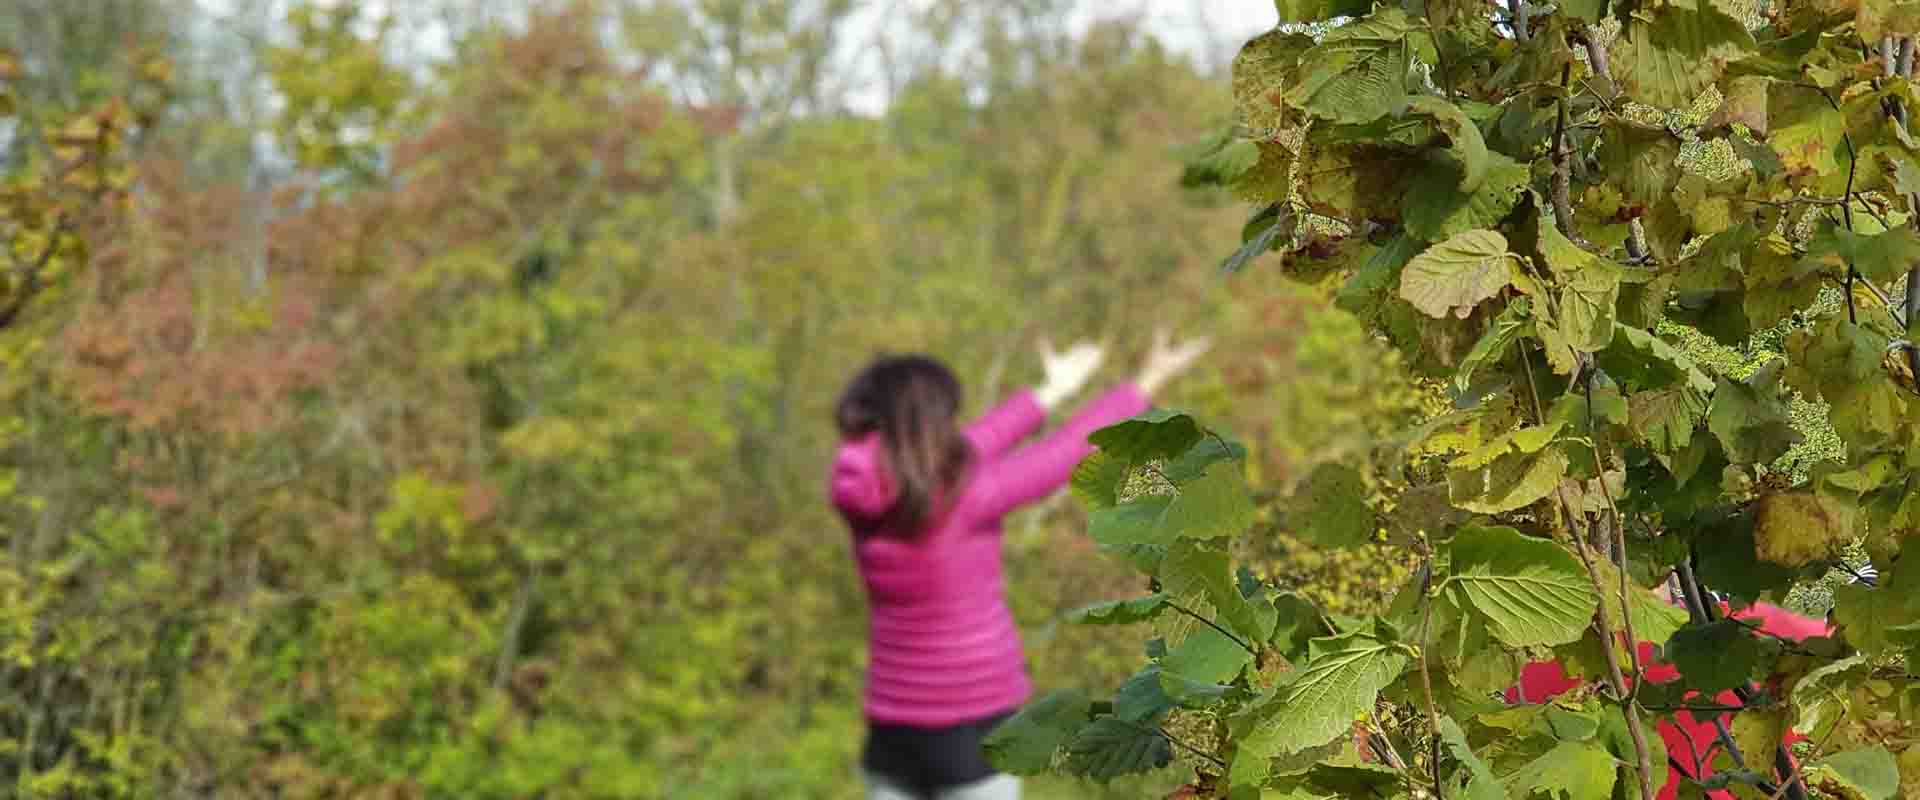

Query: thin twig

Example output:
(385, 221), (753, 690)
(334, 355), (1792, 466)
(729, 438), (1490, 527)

(1524, 348), (1658, 800)
(1166, 600), (1258, 656)
(1416, 557), (1445, 800)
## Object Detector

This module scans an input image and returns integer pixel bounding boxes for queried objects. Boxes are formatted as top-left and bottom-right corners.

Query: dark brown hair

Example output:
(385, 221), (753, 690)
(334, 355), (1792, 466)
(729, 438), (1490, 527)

(834, 355), (972, 533)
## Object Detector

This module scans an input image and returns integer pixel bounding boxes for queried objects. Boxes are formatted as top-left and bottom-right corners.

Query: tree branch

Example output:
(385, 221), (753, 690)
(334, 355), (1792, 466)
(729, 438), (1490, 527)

(1166, 600), (1258, 656)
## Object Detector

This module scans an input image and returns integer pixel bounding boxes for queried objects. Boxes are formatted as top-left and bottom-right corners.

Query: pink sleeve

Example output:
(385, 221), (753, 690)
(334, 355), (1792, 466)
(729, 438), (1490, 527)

(963, 389), (1047, 461)
(965, 384), (1150, 519)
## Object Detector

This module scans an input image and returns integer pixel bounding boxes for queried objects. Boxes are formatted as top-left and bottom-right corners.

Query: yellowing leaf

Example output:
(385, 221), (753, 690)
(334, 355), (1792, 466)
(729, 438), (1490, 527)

(1398, 230), (1513, 318)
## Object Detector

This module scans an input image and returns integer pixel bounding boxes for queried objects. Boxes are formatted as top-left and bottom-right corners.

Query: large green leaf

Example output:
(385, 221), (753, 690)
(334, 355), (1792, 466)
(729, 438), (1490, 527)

(1767, 82), (1849, 183)
(1509, 740), (1617, 800)
(1447, 445), (1571, 514)
(1399, 229), (1514, 319)
(1403, 96), (1490, 191)
(1296, 142), (1418, 222)
(983, 689), (1094, 775)
(1443, 525), (1598, 648)
(1161, 625), (1255, 686)
(1087, 463), (1254, 546)
(1114, 667), (1174, 724)
(1285, 10), (1425, 125)
(1063, 718), (1174, 781)
(1627, 386), (1709, 454)
(1065, 594), (1169, 626)
(1089, 410), (1205, 465)
(1238, 626), (1411, 757)
(1804, 747), (1900, 800)
(1706, 361), (1801, 466)
(1292, 462), (1374, 549)
(1609, 6), (1756, 109)
(1664, 619), (1772, 693)
(1402, 154), (1532, 241)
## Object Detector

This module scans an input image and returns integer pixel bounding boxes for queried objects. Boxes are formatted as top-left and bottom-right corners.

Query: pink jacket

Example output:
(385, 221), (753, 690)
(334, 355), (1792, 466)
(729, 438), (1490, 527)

(830, 385), (1149, 727)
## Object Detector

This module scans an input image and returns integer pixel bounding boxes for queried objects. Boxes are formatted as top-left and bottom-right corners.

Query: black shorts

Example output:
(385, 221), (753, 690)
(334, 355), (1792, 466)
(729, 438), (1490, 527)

(861, 710), (1015, 795)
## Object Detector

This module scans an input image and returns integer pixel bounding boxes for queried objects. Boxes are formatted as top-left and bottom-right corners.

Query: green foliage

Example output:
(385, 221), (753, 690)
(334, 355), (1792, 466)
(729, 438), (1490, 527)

(1011, 0), (1920, 796)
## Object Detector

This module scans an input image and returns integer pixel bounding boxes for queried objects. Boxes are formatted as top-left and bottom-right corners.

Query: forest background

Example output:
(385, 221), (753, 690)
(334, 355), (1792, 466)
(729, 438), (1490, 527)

(0, 1), (1447, 797)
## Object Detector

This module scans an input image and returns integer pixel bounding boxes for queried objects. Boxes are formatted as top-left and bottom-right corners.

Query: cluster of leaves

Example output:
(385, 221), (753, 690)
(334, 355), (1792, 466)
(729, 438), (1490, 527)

(993, 0), (1920, 797)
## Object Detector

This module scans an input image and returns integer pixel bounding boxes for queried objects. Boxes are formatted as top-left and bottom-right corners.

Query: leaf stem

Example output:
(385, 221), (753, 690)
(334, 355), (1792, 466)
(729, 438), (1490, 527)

(1165, 599), (1258, 656)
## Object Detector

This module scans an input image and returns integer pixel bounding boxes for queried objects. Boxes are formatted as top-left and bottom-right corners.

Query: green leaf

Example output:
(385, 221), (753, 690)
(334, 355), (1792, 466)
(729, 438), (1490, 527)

(1664, 619), (1771, 693)
(1403, 96), (1490, 191)
(1238, 626), (1411, 755)
(1114, 667), (1175, 724)
(1743, 231), (1823, 330)
(1437, 716), (1505, 800)
(1803, 225), (1920, 284)
(1609, 6), (1756, 109)
(1161, 625), (1255, 686)
(1792, 655), (1870, 737)
(1443, 525), (1598, 648)
(1292, 463), (1374, 549)
(1447, 445), (1571, 514)
(1597, 325), (1714, 394)
(984, 689), (1094, 775)
(1399, 229), (1513, 319)
(1558, 261), (1623, 353)
(1270, 592), (1329, 664)
(1285, 10), (1424, 126)
(1805, 747), (1900, 800)
(1234, 31), (1316, 130)
(1169, 464), (1257, 540)
(1401, 155), (1531, 242)
(1063, 718), (1174, 781)
(1090, 410), (1205, 464)
(1065, 594), (1169, 626)
(1164, 434), (1249, 484)
(1508, 741), (1618, 800)
(1706, 361), (1802, 466)
(1455, 297), (1530, 396)
(1162, 542), (1276, 643)
(1088, 465), (1253, 547)
(1071, 448), (1128, 510)
(1297, 142), (1418, 222)
(1785, 319), (1912, 453)
(1274, 0), (1376, 24)
(1223, 203), (1290, 274)
(1768, 82), (1849, 182)
(1089, 495), (1178, 547)
(1597, 119), (1683, 208)
(1691, 511), (1797, 602)
(1753, 490), (1855, 566)
(1627, 386), (1709, 454)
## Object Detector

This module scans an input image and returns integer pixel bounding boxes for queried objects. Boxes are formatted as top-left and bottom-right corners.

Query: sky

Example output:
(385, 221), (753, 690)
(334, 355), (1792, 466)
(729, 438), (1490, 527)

(840, 0), (1279, 111)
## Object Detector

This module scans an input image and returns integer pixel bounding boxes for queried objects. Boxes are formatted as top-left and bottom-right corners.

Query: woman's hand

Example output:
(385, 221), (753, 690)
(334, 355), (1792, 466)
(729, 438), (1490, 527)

(1034, 338), (1105, 411)
(1135, 328), (1211, 395)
